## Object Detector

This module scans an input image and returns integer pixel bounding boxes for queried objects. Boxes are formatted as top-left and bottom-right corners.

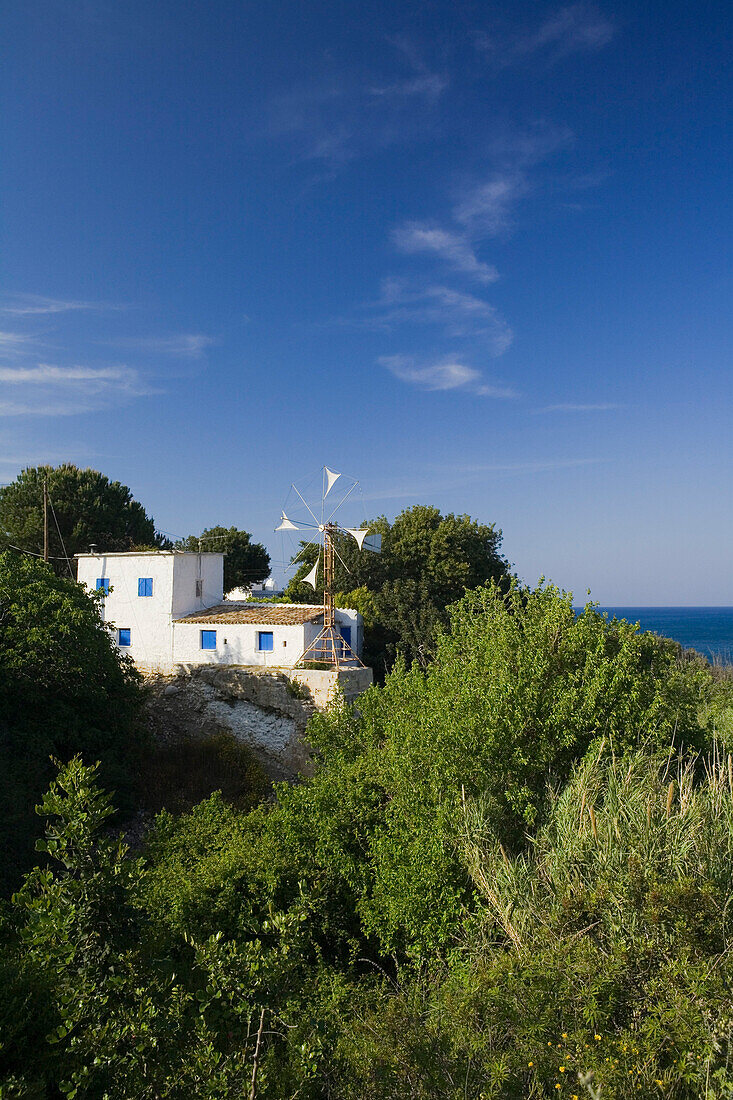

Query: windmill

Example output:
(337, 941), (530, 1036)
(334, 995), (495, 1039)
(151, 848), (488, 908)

(275, 467), (381, 669)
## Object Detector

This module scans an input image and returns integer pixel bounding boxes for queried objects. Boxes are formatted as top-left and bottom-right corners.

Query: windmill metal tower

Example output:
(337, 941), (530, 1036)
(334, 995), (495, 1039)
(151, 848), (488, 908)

(275, 467), (380, 669)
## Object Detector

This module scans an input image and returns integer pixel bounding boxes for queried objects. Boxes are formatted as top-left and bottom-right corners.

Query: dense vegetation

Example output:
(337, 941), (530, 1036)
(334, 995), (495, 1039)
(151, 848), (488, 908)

(176, 526), (271, 593)
(0, 465), (167, 574)
(0, 551), (144, 893)
(286, 504), (510, 671)
(2, 576), (733, 1098)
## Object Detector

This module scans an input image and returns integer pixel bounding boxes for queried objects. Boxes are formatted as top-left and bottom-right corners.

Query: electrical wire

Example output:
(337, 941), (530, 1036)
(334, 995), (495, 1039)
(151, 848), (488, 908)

(7, 544), (70, 560)
(47, 496), (74, 578)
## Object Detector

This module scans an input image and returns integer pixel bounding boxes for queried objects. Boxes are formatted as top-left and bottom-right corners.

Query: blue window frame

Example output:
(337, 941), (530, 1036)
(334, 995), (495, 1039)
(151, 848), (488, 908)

(138, 577), (153, 597)
(118, 628), (131, 647)
(200, 630), (217, 650)
(95, 578), (110, 594)
(257, 631), (274, 652)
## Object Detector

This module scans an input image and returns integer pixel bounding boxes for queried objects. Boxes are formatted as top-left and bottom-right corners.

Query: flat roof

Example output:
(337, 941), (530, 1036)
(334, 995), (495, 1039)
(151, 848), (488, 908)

(174, 602), (324, 626)
(75, 550), (223, 558)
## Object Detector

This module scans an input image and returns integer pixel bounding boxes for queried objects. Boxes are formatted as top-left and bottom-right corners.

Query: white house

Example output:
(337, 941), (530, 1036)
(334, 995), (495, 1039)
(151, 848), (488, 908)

(76, 550), (362, 672)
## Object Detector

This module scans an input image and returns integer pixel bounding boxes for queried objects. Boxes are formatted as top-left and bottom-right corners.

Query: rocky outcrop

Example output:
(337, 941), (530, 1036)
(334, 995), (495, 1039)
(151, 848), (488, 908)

(144, 667), (318, 781)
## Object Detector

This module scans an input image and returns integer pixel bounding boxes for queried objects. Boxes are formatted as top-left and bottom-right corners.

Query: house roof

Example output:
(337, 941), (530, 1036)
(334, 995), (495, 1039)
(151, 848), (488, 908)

(174, 602), (324, 626)
(75, 550), (223, 558)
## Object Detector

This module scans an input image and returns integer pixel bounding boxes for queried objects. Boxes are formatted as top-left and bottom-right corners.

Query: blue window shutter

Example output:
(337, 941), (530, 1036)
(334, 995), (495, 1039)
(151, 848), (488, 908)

(201, 630), (217, 650)
(138, 577), (153, 597)
(96, 578), (110, 594)
(257, 631), (274, 652)
(118, 628), (131, 647)
(340, 626), (351, 648)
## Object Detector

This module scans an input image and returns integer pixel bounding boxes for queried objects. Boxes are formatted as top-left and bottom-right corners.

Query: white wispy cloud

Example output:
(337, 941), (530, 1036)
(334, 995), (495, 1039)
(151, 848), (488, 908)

(102, 333), (215, 358)
(453, 125), (574, 234)
(535, 402), (622, 413)
(0, 331), (35, 353)
(380, 354), (518, 396)
(0, 364), (145, 389)
(477, 4), (614, 67)
(265, 39), (447, 173)
(392, 222), (498, 283)
(390, 123), (573, 301)
(517, 4), (615, 59)
(0, 294), (123, 316)
(0, 363), (155, 417)
(355, 280), (513, 351)
(453, 172), (528, 235)
(368, 73), (448, 99)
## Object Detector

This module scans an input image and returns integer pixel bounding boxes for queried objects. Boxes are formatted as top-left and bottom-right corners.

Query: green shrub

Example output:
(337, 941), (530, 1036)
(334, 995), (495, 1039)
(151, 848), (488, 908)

(135, 731), (270, 815)
(0, 551), (144, 893)
(331, 746), (733, 1098)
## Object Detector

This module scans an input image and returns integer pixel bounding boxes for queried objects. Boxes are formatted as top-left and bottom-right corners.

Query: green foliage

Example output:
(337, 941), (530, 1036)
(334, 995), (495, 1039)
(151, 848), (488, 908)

(0, 464), (165, 575)
(288, 582), (713, 956)
(0, 551), (143, 893)
(0, 582), (729, 1097)
(332, 747), (733, 1098)
(176, 525), (270, 593)
(0, 761), (362, 1099)
(285, 505), (510, 670)
(135, 732), (271, 815)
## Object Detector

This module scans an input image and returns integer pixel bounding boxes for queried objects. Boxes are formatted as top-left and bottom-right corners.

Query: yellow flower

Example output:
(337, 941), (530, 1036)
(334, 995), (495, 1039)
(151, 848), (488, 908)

(562, 1033), (568, 1039)
(549, 1041), (553, 1047)
(555, 1086), (561, 1091)
(594, 1034), (602, 1041)
(528, 1062), (533, 1067)
(560, 1067), (565, 1072)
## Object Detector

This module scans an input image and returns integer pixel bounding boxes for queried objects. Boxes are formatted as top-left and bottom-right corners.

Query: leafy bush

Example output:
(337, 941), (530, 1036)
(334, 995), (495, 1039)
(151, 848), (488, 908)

(0, 551), (144, 893)
(292, 581), (714, 955)
(331, 747), (733, 1098)
(135, 731), (270, 815)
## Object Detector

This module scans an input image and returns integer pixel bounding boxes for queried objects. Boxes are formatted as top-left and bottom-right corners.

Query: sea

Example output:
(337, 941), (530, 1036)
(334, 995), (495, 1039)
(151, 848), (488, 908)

(590, 608), (733, 665)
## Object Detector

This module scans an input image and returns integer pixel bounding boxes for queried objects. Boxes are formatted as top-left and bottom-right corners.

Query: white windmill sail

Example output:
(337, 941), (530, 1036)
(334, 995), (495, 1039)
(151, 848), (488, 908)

(276, 511), (299, 531)
(346, 528), (370, 550)
(324, 467), (340, 497)
(303, 557), (319, 589)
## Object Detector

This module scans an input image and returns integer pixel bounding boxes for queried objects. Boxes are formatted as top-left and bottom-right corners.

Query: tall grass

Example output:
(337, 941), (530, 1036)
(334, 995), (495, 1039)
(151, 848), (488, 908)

(462, 741), (733, 953)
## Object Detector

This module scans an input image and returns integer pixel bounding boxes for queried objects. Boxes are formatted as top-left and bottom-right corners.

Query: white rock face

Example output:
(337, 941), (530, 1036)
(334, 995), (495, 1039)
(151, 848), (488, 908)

(145, 667), (316, 780)
(200, 687), (298, 765)
(145, 665), (372, 781)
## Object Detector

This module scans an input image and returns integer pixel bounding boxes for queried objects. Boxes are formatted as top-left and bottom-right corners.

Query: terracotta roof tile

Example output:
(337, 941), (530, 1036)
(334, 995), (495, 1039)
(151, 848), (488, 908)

(174, 603), (324, 626)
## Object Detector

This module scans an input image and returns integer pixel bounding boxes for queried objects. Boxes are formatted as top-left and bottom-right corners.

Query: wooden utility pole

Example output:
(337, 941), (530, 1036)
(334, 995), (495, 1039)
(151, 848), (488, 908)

(43, 479), (49, 563)
(323, 522), (336, 629)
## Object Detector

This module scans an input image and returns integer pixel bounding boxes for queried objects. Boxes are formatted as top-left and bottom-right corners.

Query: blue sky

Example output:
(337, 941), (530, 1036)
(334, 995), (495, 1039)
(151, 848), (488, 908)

(1, 0), (731, 603)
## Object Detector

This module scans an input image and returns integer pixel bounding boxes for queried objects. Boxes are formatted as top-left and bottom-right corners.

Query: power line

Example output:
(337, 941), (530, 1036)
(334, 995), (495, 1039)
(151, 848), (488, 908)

(7, 544), (70, 561)
(47, 495), (74, 578)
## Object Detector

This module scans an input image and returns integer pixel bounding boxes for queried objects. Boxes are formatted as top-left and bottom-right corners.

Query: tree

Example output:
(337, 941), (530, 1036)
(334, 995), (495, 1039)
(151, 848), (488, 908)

(284, 506), (510, 668)
(0, 464), (166, 576)
(0, 550), (143, 892)
(176, 526), (270, 593)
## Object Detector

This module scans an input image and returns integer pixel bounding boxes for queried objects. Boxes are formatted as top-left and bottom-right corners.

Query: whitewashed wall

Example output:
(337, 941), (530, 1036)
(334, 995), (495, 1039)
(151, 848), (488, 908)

(171, 620), (316, 667)
(77, 551), (224, 671)
(171, 552), (224, 618)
